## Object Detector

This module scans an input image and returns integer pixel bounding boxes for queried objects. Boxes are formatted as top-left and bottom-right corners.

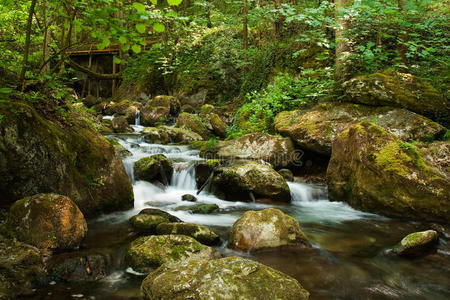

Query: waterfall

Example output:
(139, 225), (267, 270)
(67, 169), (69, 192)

(135, 110), (141, 126)
(171, 162), (197, 190)
(288, 182), (314, 202)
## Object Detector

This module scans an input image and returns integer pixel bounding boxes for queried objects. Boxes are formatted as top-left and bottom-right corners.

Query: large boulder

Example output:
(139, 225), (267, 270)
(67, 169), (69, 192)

(129, 214), (169, 233)
(343, 70), (449, 126)
(175, 113), (212, 139)
(149, 95), (181, 116)
(0, 237), (45, 298)
(274, 103), (447, 156)
(156, 222), (220, 245)
(228, 208), (310, 252)
(213, 162), (291, 202)
(83, 95), (102, 108)
(203, 133), (297, 168)
(143, 126), (203, 145)
(141, 256), (310, 300)
(134, 154), (174, 184)
(126, 235), (220, 273)
(0, 101), (134, 217)
(203, 113), (228, 138)
(327, 122), (450, 222)
(112, 116), (133, 133)
(6, 194), (87, 250)
(141, 106), (170, 127)
(392, 230), (438, 257)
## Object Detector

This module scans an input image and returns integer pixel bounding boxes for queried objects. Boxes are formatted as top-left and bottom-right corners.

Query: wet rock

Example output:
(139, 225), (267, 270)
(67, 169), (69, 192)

(47, 251), (109, 282)
(126, 235), (221, 273)
(327, 122), (450, 222)
(141, 256), (309, 300)
(6, 194), (87, 250)
(229, 208), (310, 252)
(150, 95), (181, 116)
(189, 204), (220, 214)
(112, 116), (133, 133)
(213, 162), (291, 202)
(278, 169), (294, 182)
(343, 70), (449, 125)
(143, 126), (203, 145)
(0, 101), (134, 217)
(274, 103), (447, 156)
(194, 159), (221, 188)
(176, 112), (213, 139)
(134, 154), (174, 184)
(208, 113), (228, 138)
(129, 214), (169, 233)
(139, 208), (181, 223)
(99, 118), (114, 134)
(204, 133), (296, 169)
(141, 106), (170, 127)
(0, 237), (45, 298)
(156, 222), (220, 245)
(182, 194), (197, 202)
(393, 230), (438, 257)
(110, 141), (132, 159)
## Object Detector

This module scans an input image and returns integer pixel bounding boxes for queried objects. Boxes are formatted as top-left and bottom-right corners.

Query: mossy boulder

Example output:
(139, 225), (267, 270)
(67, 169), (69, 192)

(129, 214), (170, 233)
(194, 159), (221, 188)
(112, 116), (133, 133)
(209, 113), (228, 138)
(141, 106), (170, 127)
(150, 95), (181, 116)
(229, 208), (310, 252)
(205, 133), (296, 169)
(156, 222), (220, 245)
(0, 237), (45, 298)
(6, 194), (87, 250)
(189, 204), (220, 214)
(134, 154), (174, 184)
(278, 169), (294, 182)
(393, 230), (438, 257)
(126, 235), (221, 273)
(139, 208), (182, 223)
(274, 103), (447, 156)
(213, 162), (291, 202)
(343, 70), (449, 125)
(176, 113), (213, 139)
(327, 122), (450, 222)
(141, 256), (310, 300)
(0, 101), (134, 217)
(143, 126), (203, 145)
(83, 95), (102, 108)
(181, 194), (197, 202)
(105, 100), (140, 116)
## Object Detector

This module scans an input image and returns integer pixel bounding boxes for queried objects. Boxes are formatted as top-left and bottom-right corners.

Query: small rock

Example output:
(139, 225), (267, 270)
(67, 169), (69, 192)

(156, 222), (220, 245)
(190, 204), (220, 214)
(129, 214), (169, 233)
(134, 154), (173, 184)
(139, 208), (181, 223)
(181, 194), (197, 202)
(393, 230), (438, 257)
(112, 116), (133, 133)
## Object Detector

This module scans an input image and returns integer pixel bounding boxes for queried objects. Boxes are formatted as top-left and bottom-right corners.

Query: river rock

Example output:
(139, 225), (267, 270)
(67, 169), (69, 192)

(176, 112), (213, 139)
(139, 208), (182, 223)
(229, 208), (310, 252)
(129, 214), (169, 233)
(343, 70), (449, 125)
(126, 235), (220, 273)
(141, 106), (170, 127)
(83, 95), (102, 108)
(182, 194), (197, 202)
(143, 126), (203, 144)
(150, 95), (181, 116)
(327, 122), (450, 222)
(112, 116), (133, 133)
(203, 133), (296, 168)
(0, 101), (134, 217)
(274, 103), (447, 156)
(213, 162), (291, 202)
(134, 154), (174, 184)
(189, 204), (220, 214)
(141, 256), (310, 300)
(6, 194), (87, 250)
(156, 222), (220, 245)
(0, 237), (45, 298)
(393, 230), (438, 257)
(208, 113), (228, 138)
(278, 169), (294, 182)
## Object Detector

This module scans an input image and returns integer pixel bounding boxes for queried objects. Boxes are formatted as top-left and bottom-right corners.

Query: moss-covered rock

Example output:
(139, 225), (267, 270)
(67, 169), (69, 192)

(327, 122), (450, 222)
(126, 235), (221, 273)
(209, 113), (228, 138)
(189, 204), (220, 214)
(176, 112), (213, 139)
(150, 95), (181, 116)
(112, 116), (133, 133)
(278, 169), (294, 182)
(129, 214), (169, 233)
(0, 237), (45, 298)
(274, 103), (447, 156)
(0, 101), (134, 217)
(83, 95), (102, 108)
(141, 106), (170, 127)
(181, 194), (197, 202)
(156, 222), (220, 245)
(143, 126), (203, 145)
(213, 162), (291, 202)
(229, 208), (310, 252)
(194, 159), (221, 188)
(141, 256), (310, 300)
(138, 208), (182, 223)
(6, 194), (87, 250)
(343, 70), (449, 126)
(134, 154), (173, 184)
(393, 230), (438, 257)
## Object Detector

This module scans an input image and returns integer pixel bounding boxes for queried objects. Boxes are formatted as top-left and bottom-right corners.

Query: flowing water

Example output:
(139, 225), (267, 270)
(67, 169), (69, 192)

(29, 127), (450, 300)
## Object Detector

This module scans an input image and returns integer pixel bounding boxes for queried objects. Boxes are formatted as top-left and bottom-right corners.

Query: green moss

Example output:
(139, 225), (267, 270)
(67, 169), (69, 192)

(375, 141), (412, 176)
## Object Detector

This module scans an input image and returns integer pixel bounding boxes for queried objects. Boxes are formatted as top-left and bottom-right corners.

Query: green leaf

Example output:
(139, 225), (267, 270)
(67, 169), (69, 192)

(150, 0), (158, 4)
(113, 57), (122, 64)
(133, 2), (146, 12)
(167, 0), (183, 6)
(118, 36), (127, 44)
(0, 88), (13, 94)
(122, 44), (130, 51)
(136, 23), (146, 34)
(132, 44), (142, 53)
(153, 23), (165, 33)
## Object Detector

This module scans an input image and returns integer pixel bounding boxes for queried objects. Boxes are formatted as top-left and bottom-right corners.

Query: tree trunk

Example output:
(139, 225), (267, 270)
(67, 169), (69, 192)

(243, 0), (248, 75)
(19, 0), (38, 91)
(335, 0), (354, 81)
(42, 0), (50, 74)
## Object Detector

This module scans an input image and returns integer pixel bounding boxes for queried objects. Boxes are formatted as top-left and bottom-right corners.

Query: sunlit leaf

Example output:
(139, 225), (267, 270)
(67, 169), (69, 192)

(132, 44), (142, 53)
(132, 2), (146, 12)
(153, 23), (165, 33)
(167, 0), (183, 6)
(136, 23), (146, 34)
(0, 88), (12, 94)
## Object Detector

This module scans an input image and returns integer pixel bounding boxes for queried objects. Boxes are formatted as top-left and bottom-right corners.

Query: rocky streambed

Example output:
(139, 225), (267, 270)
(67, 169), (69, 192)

(19, 124), (450, 299)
